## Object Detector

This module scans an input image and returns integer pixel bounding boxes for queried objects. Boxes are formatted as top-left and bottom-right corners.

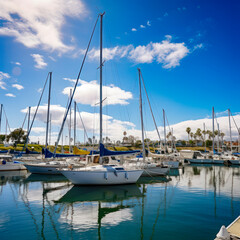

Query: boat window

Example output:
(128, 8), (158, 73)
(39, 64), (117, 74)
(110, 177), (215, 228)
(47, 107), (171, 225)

(115, 167), (124, 170)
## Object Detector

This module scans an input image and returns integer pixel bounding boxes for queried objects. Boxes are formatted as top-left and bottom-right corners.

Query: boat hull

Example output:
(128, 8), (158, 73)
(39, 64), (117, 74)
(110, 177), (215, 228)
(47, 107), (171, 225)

(60, 169), (143, 185)
(24, 164), (65, 175)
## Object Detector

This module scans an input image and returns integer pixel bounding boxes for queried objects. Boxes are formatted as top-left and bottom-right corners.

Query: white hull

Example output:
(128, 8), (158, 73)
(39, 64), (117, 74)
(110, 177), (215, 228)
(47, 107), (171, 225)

(24, 164), (66, 175)
(0, 163), (26, 171)
(60, 169), (143, 185)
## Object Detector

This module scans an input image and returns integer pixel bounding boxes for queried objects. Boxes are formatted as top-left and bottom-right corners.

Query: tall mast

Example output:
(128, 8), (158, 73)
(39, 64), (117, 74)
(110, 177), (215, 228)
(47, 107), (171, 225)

(217, 123), (220, 153)
(74, 101), (76, 147)
(99, 13), (104, 145)
(49, 114), (51, 146)
(171, 128), (174, 152)
(45, 72), (52, 148)
(163, 109), (167, 153)
(228, 108), (232, 153)
(69, 88), (72, 153)
(0, 104), (2, 134)
(203, 123), (206, 152)
(212, 107), (215, 153)
(27, 106), (31, 134)
(138, 68), (145, 162)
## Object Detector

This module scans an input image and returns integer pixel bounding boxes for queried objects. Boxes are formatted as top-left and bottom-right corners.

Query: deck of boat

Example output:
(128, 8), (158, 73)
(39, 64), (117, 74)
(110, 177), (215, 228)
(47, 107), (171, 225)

(228, 216), (240, 239)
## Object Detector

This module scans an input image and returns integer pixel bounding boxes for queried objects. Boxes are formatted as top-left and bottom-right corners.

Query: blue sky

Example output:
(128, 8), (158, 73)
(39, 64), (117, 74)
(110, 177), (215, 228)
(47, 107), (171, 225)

(0, 0), (240, 143)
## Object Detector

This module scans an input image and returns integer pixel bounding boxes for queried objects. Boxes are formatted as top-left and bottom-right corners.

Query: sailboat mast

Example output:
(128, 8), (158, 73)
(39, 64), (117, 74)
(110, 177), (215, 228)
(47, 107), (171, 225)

(163, 109), (167, 153)
(228, 108), (232, 153)
(212, 107), (215, 153)
(45, 72), (52, 148)
(0, 104), (3, 134)
(204, 123), (206, 152)
(138, 68), (145, 162)
(217, 123), (220, 153)
(69, 88), (72, 153)
(99, 13), (104, 145)
(74, 101), (76, 147)
(27, 106), (31, 134)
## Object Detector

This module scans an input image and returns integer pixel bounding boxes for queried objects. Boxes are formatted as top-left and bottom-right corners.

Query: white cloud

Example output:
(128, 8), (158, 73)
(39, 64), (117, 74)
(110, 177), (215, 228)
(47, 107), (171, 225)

(0, 71), (10, 90)
(88, 45), (132, 61)
(12, 83), (24, 90)
(5, 93), (16, 97)
(147, 21), (151, 26)
(131, 28), (137, 32)
(86, 36), (190, 68)
(11, 61), (21, 65)
(62, 79), (133, 106)
(129, 36), (189, 68)
(21, 104), (240, 143)
(140, 25), (145, 28)
(193, 43), (204, 51)
(21, 104), (136, 142)
(31, 54), (47, 69)
(0, 0), (87, 53)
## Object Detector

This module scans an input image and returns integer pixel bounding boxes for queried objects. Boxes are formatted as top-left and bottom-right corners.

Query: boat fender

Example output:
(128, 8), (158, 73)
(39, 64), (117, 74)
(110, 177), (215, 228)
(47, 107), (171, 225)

(125, 172), (128, 179)
(2, 160), (6, 165)
(104, 172), (108, 180)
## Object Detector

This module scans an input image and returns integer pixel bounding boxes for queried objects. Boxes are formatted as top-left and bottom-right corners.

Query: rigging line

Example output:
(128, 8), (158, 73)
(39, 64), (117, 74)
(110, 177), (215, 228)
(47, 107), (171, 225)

(53, 14), (100, 156)
(2, 106), (11, 133)
(15, 109), (28, 147)
(76, 104), (89, 141)
(21, 72), (50, 153)
(140, 71), (162, 141)
(230, 111), (240, 134)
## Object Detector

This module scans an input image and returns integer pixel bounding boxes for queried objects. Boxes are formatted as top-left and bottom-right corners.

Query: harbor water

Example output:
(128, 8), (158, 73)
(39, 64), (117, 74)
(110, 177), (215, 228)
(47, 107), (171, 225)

(0, 165), (239, 240)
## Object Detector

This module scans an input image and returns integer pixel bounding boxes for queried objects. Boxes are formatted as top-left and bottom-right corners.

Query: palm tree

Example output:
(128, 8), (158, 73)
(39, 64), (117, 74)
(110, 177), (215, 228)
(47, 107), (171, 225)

(186, 127), (191, 142)
(190, 132), (194, 140)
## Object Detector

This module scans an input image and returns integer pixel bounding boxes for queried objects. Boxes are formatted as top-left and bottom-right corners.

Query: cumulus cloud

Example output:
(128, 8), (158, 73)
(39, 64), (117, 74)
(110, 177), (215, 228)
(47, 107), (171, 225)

(129, 36), (189, 68)
(31, 54), (47, 69)
(62, 79), (133, 106)
(131, 28), (137, 32)
(12, 83), (24, 90)
(140, 25), (145, 28)
(147, 21), (151, 26)
(21, 104), (240, 143)
(0, 0), (87, 53)
(193, 43), (204, 51)
(85, 36), (190, 68)
(21, 104), (136, 142)
(5, 93), (16, 97)
(0, 71), (10, 90)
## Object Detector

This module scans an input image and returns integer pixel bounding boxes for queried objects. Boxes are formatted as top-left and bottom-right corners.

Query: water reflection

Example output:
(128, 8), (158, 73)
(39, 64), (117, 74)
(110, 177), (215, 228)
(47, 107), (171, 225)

(0, 165), (239, 240)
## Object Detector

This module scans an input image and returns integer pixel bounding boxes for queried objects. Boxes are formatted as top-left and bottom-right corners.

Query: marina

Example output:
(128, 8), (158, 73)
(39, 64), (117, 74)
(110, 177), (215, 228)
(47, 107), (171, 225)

(1, 0), (240, 239)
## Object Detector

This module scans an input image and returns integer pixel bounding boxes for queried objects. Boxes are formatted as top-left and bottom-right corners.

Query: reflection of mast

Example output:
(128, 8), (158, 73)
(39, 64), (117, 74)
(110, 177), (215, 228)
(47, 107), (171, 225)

(140, 184), (146, 240)
(213, 167), (217, 218)
(231, 167), (234, 216)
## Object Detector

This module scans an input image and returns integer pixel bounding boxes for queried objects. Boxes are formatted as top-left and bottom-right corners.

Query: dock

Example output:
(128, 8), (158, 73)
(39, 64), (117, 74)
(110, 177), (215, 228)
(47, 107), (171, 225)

(227, 216), (240, 239)
(215, 216), (240, 240)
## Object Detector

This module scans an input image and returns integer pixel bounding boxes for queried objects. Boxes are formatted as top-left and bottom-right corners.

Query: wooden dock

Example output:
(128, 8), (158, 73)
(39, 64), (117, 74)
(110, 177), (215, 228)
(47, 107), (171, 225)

(227, 216), (240, 239)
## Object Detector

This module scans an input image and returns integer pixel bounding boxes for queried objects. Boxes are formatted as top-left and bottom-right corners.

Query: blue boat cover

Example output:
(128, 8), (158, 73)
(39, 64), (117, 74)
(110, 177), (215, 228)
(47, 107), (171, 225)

(26, 148), (40, 154)
(0, 150), (8, 154)
(100, 143), (140, 157)
(43, 148), (81, 158)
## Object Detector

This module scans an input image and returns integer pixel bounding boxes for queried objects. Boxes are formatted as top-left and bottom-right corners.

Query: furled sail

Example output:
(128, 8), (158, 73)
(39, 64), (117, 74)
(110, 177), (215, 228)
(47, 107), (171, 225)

(100, 143), (140, 157)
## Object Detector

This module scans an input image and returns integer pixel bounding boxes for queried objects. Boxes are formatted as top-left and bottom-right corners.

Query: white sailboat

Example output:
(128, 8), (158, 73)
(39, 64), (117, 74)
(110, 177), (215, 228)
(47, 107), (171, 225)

(60, 13), (143, 185)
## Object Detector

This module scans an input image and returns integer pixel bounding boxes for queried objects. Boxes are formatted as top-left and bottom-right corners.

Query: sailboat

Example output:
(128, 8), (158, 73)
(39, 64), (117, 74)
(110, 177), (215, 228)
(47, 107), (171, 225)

(60, 13), (143, 185)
